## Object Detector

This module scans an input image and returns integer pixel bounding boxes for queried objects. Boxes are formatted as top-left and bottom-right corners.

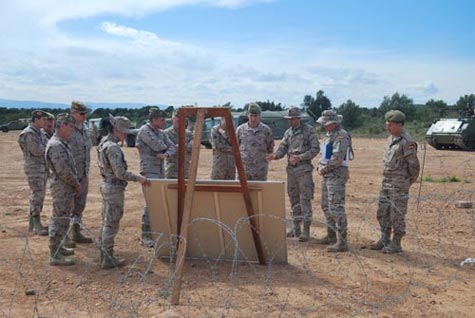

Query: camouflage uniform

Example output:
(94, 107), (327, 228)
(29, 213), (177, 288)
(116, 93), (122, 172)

(377, 132), (420, 236)
(210, 124), (236, 180)
(319, 127), (351, 234)
(97, 133), (142, 256)
(18, 123), (48, 224)
(136, 123), (176, 227)
(274, 124), (320, 223)
(164, 126), (193, 179)
(46, 135), (80, 249)
(68, 122), (92, 221)
(236, 122), (274, 181)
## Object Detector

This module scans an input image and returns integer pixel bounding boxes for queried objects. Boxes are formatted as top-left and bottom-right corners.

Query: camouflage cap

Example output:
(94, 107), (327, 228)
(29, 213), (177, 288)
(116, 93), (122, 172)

(317, 109), (342, 126)
(45, 112), (55, 120)
(248, 103), (262, 115)
(71, 101), (88, 113)
(149, 107), (167, 118)
(31, 110), (48, 119)
(55, 113), (75, 125)
(109, 114), (131, 134)
(283, 107), (302, 119)
(385, 110), (406, 123)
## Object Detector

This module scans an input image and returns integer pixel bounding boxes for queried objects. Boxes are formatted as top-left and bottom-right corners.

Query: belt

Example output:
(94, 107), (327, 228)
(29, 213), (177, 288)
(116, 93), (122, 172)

(103, 177), (127, 186)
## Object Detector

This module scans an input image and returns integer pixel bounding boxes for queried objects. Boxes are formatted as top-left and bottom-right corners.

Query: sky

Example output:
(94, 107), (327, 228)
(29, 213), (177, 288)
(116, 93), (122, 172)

(0, 0), (474, 108)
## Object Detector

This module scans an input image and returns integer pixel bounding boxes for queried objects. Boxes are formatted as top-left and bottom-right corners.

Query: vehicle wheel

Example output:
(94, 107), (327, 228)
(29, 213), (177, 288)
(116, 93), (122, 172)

(126, 134), (136, 147)
(1, 127), (8, 133)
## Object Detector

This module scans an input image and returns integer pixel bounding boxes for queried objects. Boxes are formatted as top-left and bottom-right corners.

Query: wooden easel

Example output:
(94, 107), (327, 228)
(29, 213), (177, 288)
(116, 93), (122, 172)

(171, 107), (266, 305)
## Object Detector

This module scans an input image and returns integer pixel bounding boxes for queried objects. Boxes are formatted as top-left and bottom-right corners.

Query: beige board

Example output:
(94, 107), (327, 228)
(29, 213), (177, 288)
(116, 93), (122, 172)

(144, 179), (287, 264)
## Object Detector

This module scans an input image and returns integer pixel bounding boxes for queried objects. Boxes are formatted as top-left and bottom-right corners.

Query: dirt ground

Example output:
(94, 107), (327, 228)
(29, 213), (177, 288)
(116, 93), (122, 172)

(0, 130), (474, 318)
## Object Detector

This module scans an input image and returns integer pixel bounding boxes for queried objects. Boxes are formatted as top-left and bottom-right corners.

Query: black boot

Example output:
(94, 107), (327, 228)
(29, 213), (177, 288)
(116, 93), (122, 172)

(30, 215), (48, 236)
(140, 224), (154, 247)
(315, 227), (337, 245)
(71, 223), (93, 244)
(286, 218), (301, 238)
(370, 228), (392, 250)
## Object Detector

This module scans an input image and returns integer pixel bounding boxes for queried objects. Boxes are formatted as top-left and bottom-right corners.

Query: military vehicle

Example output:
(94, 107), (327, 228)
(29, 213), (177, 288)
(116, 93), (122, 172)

(0, 118), (30, 132)
(425, 116), (475, 150)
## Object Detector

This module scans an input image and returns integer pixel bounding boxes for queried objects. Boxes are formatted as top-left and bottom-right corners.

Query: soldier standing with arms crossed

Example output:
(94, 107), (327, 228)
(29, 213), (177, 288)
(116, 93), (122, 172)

(371, 110), (420, 254)
(68, 101), (94, 244)
(316, 110), (352, 252)
(164, 109), (194, 179)
(136, 108), (176, 246)
(210, 116), (236, 180)
(236, 103), (274, 181)
(18, 110), (49, 236)
(266, 107), (320, 242)
(97, 115), (150, 269)
(46, 114), (80, 266)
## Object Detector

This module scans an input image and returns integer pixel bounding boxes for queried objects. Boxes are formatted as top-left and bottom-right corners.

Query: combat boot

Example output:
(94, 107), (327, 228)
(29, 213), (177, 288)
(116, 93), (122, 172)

(59, 246), (75, 256)
(30, 215), (48, 236)
(298, 221), (311, 242)
(383, 232), (403, 254)
(101, 249), (126, 269)
(71, 223), (93, 244)
(315, 227), (337, 245)
(327, 230), (349, 252)
(370, 228), (392, 250)
(63, 236), (77, 248)
(286, 219), (301, 238)
(140, 224), (154, 247)
(49, 244), (75, 266)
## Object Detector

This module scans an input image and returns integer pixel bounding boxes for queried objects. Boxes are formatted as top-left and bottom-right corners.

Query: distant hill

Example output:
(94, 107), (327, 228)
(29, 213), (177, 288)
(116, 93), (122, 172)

(0, 98), (167, 110)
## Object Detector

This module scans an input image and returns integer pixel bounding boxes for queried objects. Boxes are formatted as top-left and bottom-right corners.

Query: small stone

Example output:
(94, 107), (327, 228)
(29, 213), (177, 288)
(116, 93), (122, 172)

(455, 201), (473, 208)
(25, 289), (35, 296)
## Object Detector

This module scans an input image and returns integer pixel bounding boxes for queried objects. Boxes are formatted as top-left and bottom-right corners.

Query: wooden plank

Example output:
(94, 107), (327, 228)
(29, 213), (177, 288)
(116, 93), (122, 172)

(177, 109), (186, 236)
(224, 112), (266, 265)
(171, 109), (206, 305)
(167, 184), (263, 192)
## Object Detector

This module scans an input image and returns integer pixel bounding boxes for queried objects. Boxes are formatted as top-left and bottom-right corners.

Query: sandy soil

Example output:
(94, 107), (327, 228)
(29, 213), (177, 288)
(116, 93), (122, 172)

(0, 131), (474, 318)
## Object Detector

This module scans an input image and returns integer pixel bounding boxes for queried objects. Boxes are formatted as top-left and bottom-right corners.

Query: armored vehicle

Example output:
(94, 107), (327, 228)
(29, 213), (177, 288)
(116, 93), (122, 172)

(425, 116), (475, 150)
(0, 118), (29, 132)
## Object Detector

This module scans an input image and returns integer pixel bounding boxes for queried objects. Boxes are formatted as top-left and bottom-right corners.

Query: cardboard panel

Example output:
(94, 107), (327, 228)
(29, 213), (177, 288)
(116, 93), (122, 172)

(144, 179), (287, 263)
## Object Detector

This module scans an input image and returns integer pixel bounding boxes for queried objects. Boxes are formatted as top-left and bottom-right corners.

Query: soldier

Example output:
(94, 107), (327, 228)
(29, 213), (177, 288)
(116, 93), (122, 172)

(164, 109), (193, 179)
(45, 113), (80, 266)
(316, 110), (351, 252)
(371, 110), (420, 254)
(236, 103), (274, 180)
(210, 116), (236, 180)
(68, 101), (93, 244)
(266, 107), (320, 242)
(18, 110), (49, 236)
(97, 115), (150, 269)
(42, 112), (55, 140)
(136, 108), (176, 246)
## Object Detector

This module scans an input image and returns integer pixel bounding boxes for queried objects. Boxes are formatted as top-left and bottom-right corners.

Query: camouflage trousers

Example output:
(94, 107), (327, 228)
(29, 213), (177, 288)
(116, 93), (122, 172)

(321, 167), (349, 231)
(141, 173), (161, 227)
(72, 175), (89, 221)
(244, 163), (269, 181)
(376, 179), (410, 235)
(26, 173), (47, 217)
(287, 165), (314, 223)
(165, 160), (189, 179)
(211, 152), (235, 180)
(49, 182), (75, 247)
(99, 183), (125, 251)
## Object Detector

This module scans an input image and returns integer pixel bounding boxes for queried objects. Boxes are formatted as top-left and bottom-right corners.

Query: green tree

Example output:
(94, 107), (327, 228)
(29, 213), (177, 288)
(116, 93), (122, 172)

(455, 94), (475, 114)
(302, 90), (332, 120)
(337, 100), (363, 130)
(378, 92), (415, 121)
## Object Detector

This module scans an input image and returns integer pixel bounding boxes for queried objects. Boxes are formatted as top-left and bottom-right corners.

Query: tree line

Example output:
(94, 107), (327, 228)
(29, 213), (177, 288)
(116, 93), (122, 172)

(1, 91), (474, 138)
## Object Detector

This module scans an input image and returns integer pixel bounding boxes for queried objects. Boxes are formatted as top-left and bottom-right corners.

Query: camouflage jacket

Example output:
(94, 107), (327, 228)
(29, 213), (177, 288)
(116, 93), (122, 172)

(210, 124), (233, 154)
(97, 133), (141, 184)
(45, 135), (80, 189)
(41, 128), (53, 140)
(275, 124), (320, 171)
(236, 122), (274, 174)
(164, 126), (193, 177)
(319, 127), (351, 175)
(18, 124), (48, 175)
(68, 123), (92, 178)
(136, 123), (176, 176)
(383, 131), (420, 185)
